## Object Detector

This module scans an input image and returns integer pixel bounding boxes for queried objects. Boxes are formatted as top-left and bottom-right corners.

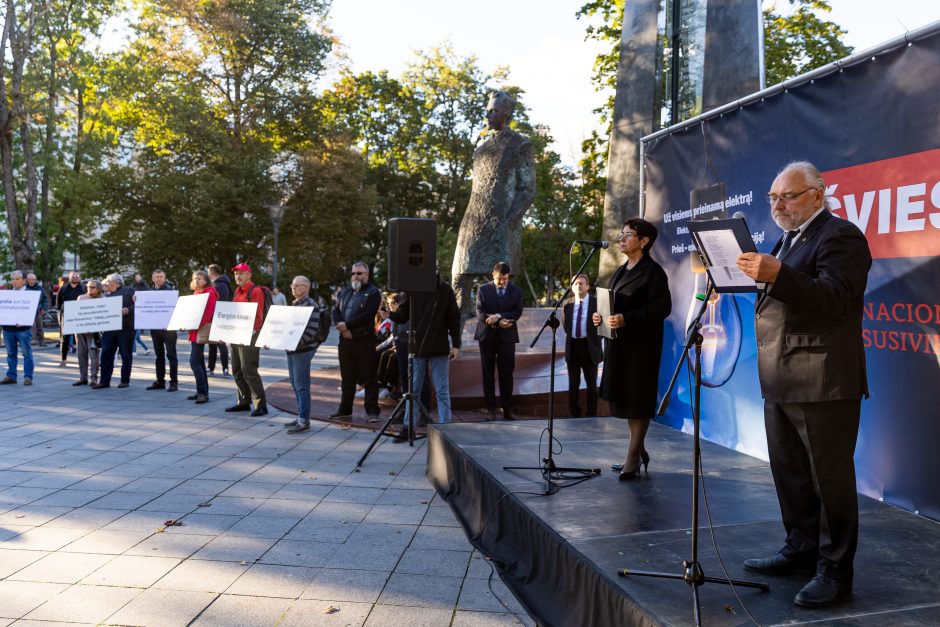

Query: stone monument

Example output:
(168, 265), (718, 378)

(451, 90), (536, 322)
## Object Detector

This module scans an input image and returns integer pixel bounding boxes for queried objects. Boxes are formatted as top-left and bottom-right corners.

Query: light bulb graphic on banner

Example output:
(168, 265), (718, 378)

(685, 258), (743, 388)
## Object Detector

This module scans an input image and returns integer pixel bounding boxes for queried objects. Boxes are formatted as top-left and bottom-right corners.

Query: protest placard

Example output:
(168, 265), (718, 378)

(62, 297), (122, 335)
(0, 290), (40, 326)
(166, 293), (209, 331)
(134, 290), (179, 330)
(256, 305), (313, 351)
(209, 301), (257, 346)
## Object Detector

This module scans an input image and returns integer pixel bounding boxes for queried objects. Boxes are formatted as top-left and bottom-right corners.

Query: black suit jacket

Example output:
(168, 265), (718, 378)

(562, 296), (603, 365)
(474, 281), (523, 343)
(756, 210), (871, 402)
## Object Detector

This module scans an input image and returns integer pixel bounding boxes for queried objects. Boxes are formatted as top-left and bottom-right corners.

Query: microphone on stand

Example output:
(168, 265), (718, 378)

(732, 211), (747, 221)
(575, 239), (609, 249)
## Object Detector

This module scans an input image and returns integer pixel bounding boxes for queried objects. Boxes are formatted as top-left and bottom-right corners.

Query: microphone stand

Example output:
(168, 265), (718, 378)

(615, 264), (767, 626)
(356, 292), (429, 468)
(503, 242), (602, 495)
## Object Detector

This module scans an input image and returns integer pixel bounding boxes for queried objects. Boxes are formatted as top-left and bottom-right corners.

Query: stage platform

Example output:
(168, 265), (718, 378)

(427, 417), (940, 626)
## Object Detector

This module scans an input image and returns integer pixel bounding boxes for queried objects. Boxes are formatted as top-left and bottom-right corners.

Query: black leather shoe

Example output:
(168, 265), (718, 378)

(225, 403), (251, 412)
(392, 429), (411, 443)
(284, 419), (298, 427)
(187, 394), (199, 400)
(287, 423), (310, 434)
(502, 409), (516, 421)
(486, 410), (497, 421)
(117, 382), (129, 388)
(329, 411), (352, 420)
(794, 574), (852, 608)
(743, 553), (816, 576)
(167, 383), (178, 392)
(250, 405), (268, 417)
(146, 382), (165, 390)
(73, 380), (87, 386)
(195, 394), (209, 404)
(91, 383), (110, 389)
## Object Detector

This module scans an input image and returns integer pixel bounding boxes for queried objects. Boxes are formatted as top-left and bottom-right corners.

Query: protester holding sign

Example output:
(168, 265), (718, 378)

(282, 276), (322, 434)
(186, 270), (218, 404)
(145, 269), (180, 393)
(55, 271), (85, 366)
(226, 262), (268, 417)
(94, 274), (136, 389)
(74, 279), (104, 387)
(1, 271), (35, 386)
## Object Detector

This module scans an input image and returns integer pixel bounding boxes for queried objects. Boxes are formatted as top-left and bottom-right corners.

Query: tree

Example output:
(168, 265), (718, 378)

(0, 0), (116, 277)
(763, 0), (853, 86)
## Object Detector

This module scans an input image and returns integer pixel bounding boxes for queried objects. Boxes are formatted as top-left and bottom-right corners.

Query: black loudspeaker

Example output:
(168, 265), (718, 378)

(387, 218), (437, 292)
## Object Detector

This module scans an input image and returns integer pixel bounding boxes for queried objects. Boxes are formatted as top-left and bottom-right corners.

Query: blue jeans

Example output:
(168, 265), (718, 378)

(287, 349), (316, 424)
(407, 354), (452, 426)
(189, 342), (208, 395)
(4, 329), (34, 380)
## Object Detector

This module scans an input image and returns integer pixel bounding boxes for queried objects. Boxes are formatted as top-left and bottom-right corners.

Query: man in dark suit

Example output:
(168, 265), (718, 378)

(474, 261), (523, 420)
(737, 161), (871, 609)
(562, 273), (603, 417)
(144, 269), (179, 392)
(93, 273), (136, 389)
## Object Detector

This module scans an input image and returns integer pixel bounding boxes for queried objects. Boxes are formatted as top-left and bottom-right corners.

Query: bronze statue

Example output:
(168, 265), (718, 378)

(451, 90), (536, 323)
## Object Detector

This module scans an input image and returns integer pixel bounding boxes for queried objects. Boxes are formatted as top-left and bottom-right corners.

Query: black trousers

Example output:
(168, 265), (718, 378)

(479, 340), (515, 412)
(151, 329), (178, 384)
(231, 342), (265, 406)
(764, 398), (861, 581)
(338, 335), (379, 416)
(99, 329), (134, 385)
(566, 339), (598, 416)
(207, 341), (228, 371)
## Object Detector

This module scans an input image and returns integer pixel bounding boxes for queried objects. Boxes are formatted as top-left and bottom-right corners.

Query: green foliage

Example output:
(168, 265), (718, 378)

(763, 1), (853, 85)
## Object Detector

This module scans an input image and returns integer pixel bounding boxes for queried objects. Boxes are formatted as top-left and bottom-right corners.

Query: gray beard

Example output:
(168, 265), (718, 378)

(351, 280), (362, 291)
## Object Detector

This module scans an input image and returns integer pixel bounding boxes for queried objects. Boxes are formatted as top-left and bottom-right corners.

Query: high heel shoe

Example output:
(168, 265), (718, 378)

(618, 467), (640, 481)
(640, 450), (650, 475)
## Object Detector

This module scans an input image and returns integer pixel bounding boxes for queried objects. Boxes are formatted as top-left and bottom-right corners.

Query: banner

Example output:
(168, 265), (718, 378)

(640, 29), (940, 520)
(166, 294), (209, 331)
(134, 290), (179, 330)
(256, 305), (313, 351)
(209, 301), (257, 346)
(62, 297), (122, 335)
(0, 290), (40, 326)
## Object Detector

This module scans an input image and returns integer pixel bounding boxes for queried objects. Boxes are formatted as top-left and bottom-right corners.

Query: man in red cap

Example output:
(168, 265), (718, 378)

(225, 262), (268, 416)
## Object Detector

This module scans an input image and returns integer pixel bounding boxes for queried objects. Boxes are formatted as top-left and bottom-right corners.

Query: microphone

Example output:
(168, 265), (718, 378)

(732, 211), (747, 220)
(575, 239), (609, 249)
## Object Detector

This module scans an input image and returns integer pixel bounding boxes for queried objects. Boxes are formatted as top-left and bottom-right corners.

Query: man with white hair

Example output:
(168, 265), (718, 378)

(736, 161), (872, 608)
(1, 271), (35, 385)
(93, 273), (136, 389)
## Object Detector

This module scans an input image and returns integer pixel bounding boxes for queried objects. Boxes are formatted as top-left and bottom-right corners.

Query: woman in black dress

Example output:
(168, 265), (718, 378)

(593, 218), (672, 479)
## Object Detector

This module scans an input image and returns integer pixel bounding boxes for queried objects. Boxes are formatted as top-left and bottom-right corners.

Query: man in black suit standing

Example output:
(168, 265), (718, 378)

(736, 161), (871, 609)
(562, 273), (603, 417)
(474, 261), (523, 421)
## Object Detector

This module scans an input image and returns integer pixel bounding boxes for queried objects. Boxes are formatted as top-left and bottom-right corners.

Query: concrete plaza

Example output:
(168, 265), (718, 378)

(0, 337), (533, 626)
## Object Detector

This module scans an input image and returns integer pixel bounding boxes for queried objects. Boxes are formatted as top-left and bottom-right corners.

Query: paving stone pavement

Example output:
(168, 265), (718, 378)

(0, 337), (534, 626)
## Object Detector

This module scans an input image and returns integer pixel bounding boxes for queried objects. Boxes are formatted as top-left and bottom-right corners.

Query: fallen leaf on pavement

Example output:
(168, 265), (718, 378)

(323, 605), (340, 614)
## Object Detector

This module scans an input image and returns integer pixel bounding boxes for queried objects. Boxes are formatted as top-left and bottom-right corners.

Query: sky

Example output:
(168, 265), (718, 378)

(327, 0), (940, 167)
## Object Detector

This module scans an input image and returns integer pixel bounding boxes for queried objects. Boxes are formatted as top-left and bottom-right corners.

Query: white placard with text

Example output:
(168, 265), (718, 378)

(62, 297), (122, 335)
(134, 290), (179, 330)
(166, 293), (209, 331)
(209, 301), (257, 346)
(256, 305), (313, 351)
(0, 290), (40, 326)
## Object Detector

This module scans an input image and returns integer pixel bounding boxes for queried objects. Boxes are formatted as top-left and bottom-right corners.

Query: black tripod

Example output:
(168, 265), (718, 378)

(503, 243), (601, 494)
(356, 294), (430, 468)
(616, 281), (767, 626)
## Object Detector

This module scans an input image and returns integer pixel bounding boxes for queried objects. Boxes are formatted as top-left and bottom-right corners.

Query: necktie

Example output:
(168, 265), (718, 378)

(779, 230), (799, 257)
(574, 300), (583, 338)
(497, 287), (505, 299)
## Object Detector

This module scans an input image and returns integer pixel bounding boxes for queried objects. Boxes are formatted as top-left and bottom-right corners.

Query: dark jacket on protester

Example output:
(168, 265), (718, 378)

(288, 295), (322, 354)
(26, 282), (48, 311)
(213, 274), (233, 302)
(56, 282), (85, 309)
(333, 282), (382, 341)
(389, 277), (462, 358)
(106, 285), (136, 331)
